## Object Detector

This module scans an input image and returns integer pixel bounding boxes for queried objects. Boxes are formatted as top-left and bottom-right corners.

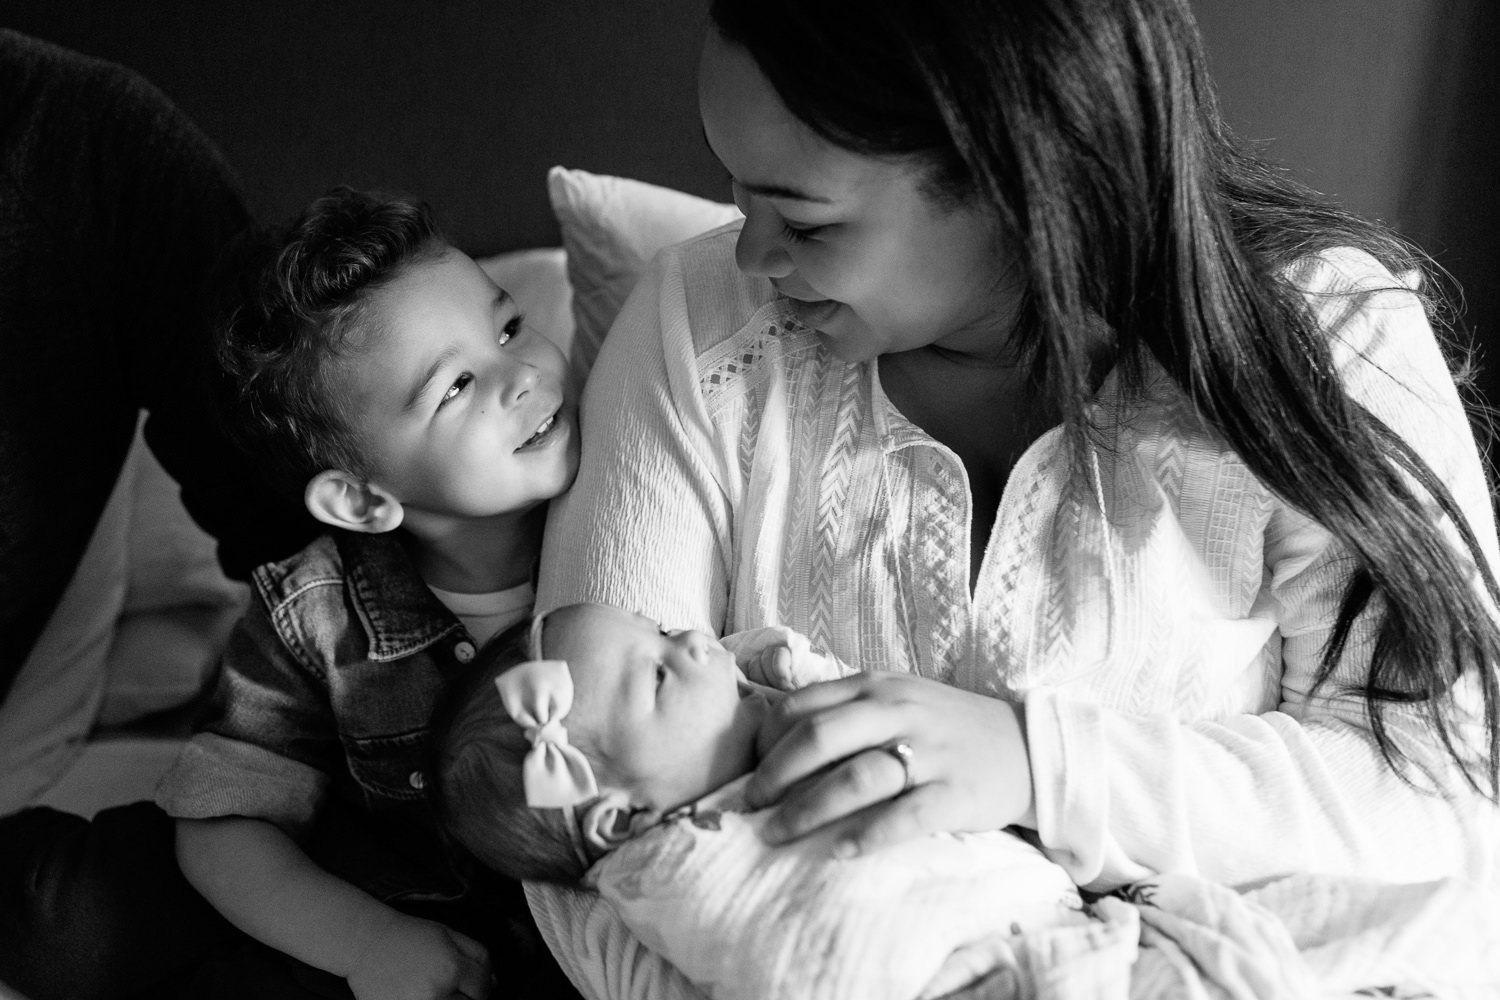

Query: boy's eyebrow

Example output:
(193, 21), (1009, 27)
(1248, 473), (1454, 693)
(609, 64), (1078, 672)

(699, 126), (832, 205)
(399, 291), (513, 413)
(403, 346), (461, 413)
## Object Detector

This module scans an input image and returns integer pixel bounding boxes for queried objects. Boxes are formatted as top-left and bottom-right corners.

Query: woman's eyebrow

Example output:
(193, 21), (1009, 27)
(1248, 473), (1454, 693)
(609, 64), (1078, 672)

(738, 178), (833, 204)
(700, 125), (832, 204)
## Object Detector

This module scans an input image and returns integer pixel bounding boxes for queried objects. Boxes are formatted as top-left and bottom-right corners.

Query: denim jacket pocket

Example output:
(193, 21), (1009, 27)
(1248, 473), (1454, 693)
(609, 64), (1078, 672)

(344, 729), (431, 809)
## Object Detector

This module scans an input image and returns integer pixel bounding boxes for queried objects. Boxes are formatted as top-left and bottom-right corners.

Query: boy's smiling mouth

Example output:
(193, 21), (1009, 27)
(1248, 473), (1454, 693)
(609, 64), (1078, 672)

(517, 409), (560, 451)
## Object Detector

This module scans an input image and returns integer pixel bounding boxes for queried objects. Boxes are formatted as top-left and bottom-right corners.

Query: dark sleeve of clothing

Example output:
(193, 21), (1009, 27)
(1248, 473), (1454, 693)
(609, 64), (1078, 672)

(155, 581), (340, 836)
(0, 29), (317, 700)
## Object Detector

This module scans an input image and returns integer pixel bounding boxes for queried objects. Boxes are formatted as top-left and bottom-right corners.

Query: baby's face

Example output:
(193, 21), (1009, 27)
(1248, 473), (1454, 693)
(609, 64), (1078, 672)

(544, 603), (762, 811)
(340, 243), (579, 522)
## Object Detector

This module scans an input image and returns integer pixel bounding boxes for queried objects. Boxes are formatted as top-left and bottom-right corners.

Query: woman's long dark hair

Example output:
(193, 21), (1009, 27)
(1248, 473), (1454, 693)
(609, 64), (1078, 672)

(711, 0), (1500, 797)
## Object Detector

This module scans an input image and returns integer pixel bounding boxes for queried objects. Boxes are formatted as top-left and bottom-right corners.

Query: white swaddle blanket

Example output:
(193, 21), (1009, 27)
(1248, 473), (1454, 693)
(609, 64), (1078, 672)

(582, 775), (1096, 1000)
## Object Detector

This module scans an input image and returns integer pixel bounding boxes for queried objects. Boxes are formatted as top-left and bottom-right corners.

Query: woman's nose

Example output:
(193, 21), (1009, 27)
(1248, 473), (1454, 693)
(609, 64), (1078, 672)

(734, 212), (794, 280)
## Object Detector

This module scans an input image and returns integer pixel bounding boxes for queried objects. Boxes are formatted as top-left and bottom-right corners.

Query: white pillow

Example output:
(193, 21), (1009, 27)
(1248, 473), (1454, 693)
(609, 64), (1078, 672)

(99, 430), (250, 728)
(546, 166), (740, 373)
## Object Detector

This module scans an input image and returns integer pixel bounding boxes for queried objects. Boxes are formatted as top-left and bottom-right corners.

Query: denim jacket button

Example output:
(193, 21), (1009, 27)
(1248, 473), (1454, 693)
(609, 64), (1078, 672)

(453, 640), (477, 664)
(409, 770), (426, 790)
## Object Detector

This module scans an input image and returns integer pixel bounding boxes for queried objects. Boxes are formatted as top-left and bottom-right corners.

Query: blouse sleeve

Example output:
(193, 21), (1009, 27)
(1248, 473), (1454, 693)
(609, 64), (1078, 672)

(536, 244), (734, 633)
(1026, 249), (1500, 891)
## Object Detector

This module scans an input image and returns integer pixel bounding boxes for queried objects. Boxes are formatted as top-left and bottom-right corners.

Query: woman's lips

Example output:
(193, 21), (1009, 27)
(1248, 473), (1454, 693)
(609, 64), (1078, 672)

(783, 296), (840, 329)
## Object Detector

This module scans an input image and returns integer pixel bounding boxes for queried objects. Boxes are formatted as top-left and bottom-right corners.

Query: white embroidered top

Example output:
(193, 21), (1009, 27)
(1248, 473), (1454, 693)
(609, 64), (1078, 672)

(535, 226), (1498, 994)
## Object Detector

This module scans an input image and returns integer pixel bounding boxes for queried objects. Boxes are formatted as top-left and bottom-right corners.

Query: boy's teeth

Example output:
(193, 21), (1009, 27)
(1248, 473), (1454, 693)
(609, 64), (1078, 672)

(522, 414), (555, 446)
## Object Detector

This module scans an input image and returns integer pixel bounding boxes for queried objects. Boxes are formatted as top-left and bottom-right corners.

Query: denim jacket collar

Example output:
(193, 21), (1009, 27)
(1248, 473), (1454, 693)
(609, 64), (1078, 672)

(336, 532), (463, 661)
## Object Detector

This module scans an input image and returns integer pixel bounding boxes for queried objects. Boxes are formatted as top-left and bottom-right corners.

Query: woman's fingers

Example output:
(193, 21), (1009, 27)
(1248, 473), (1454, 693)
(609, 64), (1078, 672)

(758, 742), (913, 844)
(829, 782), (947, 859)
(747, 677), (901, 809)
(747, 672), (1034, 851)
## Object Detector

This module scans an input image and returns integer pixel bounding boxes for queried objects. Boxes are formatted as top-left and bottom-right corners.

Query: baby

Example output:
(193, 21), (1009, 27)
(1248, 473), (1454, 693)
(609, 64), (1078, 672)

(432, 603), (1093, 1000)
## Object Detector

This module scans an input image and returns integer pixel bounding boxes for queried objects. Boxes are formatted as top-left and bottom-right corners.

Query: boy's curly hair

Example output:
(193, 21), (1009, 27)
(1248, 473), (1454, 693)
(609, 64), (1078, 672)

(209, 186), (443, 500)
(430, 619), (594, 884)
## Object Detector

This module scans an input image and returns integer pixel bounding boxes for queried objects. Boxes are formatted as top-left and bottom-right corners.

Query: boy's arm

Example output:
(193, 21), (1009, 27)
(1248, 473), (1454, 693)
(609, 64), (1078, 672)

(177, 816), (492, 1000)
(160, 582), (491, 998)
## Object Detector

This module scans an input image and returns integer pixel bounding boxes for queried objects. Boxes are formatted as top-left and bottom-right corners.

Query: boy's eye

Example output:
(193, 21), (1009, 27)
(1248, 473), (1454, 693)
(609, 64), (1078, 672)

(498, 312), (525, 346)
(440, 373), (473, 407)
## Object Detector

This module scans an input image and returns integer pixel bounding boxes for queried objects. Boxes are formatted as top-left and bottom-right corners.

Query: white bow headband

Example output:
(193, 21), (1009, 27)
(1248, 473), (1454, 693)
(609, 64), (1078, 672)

(493, 614), (598, 867)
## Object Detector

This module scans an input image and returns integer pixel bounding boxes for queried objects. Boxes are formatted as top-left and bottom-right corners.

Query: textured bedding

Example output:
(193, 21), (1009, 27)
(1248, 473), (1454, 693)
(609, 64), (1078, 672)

(586, 776), (1093, 1000)
(532, 862), (1500, 1000)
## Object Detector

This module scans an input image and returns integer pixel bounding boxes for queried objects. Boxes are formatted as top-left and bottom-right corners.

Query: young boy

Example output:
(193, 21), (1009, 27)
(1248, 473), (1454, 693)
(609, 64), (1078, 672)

(153, 187), (581, 999)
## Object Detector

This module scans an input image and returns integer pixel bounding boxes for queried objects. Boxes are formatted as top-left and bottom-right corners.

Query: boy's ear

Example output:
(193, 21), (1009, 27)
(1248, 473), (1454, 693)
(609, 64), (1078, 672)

(304, 470), (404, 534)
(579, 789), (660, 856)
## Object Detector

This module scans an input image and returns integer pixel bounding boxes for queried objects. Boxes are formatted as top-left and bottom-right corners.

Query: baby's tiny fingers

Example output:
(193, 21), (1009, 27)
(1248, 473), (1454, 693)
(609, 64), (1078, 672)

(771, 645), (795, 688)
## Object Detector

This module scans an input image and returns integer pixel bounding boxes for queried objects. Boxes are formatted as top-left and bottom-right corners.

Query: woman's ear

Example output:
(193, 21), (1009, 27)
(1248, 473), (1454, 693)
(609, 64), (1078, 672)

(304, 470), (404, 533)
(579, 789), (660, 855)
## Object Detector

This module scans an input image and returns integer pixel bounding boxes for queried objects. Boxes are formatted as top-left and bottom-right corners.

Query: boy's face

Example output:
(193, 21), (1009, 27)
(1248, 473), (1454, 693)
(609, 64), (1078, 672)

(545, 603), (762, 811)
(344, 245), (579, 522)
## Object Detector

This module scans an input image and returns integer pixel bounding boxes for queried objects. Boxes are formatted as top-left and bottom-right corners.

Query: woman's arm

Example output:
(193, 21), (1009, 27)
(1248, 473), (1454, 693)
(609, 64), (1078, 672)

(533, 236), (774, 1000)
(538, 237), (739, 630)
(177, 817), (491, 999)
(1023, 255), (1499, 888)
(747, 251), (1500, 889)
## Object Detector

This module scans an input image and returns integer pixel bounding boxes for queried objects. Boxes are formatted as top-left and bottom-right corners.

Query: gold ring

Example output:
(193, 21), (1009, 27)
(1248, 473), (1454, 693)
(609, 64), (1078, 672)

(885, 741), (915, 794)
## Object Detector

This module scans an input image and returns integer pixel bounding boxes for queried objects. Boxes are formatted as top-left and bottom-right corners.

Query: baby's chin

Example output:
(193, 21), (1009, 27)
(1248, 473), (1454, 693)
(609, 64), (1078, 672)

(735, 687), (782, 763)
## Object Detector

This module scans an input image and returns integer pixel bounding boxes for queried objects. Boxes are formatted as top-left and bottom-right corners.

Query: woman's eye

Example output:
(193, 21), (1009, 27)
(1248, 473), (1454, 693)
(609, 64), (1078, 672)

(781, 223), (817, 245)
(440, 373), (473, 407)
(498, 313), (525, 346)
(655, 663), (667, 687)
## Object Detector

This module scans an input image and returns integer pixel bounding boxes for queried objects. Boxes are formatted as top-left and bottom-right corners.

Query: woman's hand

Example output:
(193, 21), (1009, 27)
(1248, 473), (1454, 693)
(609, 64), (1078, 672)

(746, 672), (1033, 857)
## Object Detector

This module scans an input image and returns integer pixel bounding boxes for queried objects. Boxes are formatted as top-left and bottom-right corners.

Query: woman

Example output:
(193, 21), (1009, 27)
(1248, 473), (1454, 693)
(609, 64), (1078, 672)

(535, 0), (1500, 993)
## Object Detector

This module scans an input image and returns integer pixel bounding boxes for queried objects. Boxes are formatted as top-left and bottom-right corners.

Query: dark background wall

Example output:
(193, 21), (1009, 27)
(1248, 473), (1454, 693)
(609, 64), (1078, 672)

(6, 0), (1496, 401)
(4, 0), (727, 256)
(1193, 0), (1500, 408)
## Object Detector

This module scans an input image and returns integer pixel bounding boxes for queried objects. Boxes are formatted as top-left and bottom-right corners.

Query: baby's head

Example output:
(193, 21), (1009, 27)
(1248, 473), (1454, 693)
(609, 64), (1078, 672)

(432, 603), (765, 882)
(212, 186), (578, 536)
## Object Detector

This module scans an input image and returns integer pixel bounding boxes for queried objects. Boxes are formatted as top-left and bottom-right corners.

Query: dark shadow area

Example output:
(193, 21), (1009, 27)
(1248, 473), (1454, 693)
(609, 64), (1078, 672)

(1400, 0), (1500, 416)
(4, 0), (727, 257)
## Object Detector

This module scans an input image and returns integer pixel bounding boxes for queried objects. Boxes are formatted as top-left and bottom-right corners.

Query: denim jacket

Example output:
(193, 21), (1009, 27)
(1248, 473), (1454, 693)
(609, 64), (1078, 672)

(156, 530), (500, 903)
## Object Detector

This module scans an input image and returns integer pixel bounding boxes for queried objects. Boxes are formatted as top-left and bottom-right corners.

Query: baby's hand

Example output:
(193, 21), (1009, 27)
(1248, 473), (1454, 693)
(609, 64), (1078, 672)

(723, 625), (839, 690)
(347, 912), (493, 1000)
(744, 643), (799, 691)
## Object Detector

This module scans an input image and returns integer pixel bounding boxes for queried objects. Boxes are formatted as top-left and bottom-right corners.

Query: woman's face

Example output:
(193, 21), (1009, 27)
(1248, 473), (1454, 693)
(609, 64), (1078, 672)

(697, 30), (1022, 364)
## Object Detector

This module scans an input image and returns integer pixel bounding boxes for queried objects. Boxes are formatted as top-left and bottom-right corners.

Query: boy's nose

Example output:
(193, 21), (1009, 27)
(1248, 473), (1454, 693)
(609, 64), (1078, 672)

(500, 363), (539, 406)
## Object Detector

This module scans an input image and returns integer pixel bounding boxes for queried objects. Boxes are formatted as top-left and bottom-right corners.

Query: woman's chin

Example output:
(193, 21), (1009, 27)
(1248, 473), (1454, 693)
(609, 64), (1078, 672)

(819, 332), (880, 364)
